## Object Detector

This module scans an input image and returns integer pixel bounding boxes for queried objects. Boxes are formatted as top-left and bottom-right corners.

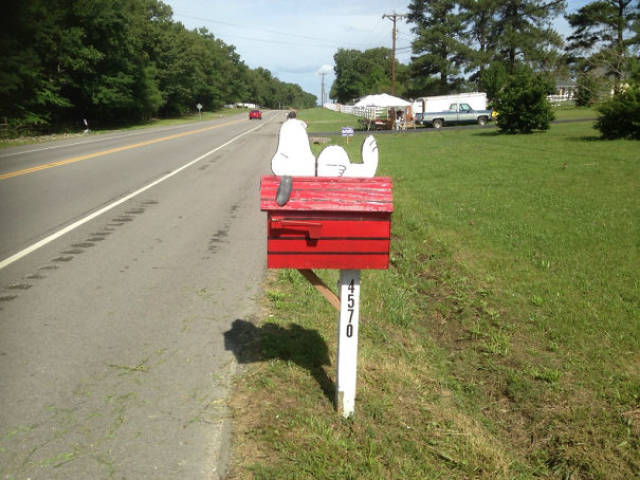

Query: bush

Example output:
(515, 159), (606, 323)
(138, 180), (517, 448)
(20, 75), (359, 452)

(595, 86), (640, 140)
(478, 62), (509, 103)
(575, 73), (599, 107)
(495, 67), (555, 134)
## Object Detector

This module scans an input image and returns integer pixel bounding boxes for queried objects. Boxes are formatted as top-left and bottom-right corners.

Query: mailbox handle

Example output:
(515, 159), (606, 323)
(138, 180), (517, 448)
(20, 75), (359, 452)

(270, 219), (322, 239)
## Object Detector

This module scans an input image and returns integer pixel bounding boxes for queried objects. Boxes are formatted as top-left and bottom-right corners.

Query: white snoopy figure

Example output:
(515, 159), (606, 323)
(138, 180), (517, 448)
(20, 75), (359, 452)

(271, 114), (379, 178)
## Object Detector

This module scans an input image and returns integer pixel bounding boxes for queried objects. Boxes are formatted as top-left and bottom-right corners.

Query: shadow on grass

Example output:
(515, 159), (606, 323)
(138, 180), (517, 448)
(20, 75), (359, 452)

(566, 135), (603, 142)
(224, 319), (334, 405)
(472, 130), (502, 137)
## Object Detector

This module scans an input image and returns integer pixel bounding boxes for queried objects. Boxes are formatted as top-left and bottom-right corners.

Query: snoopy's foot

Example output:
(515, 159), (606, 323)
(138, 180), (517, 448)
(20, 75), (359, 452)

(342, 135), (378, 177)
(362, 135), (378, 166)
(315, 135), (379, 178)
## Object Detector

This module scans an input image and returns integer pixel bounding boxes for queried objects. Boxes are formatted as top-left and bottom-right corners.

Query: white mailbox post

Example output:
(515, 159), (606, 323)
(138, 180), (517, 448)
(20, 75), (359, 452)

(336, 269), (361, 417)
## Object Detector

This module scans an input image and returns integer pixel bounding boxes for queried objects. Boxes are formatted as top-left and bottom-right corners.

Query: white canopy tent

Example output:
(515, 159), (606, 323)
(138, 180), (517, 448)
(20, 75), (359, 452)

(353, 93), (413, 130)
(354, 93), (411, 108)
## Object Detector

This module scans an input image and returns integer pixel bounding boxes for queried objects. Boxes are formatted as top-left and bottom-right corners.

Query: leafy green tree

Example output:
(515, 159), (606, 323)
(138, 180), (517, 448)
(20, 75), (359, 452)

(495, 66), (555, 133)
(0, 1), (73, 130)
(330, 49), (365, 103)
(407, 0), (470, 95)
(330, 48), (395, 103)
(595, 84), (640, 139)
(0, 0), (316, 132)
(566, 0), (640, 94)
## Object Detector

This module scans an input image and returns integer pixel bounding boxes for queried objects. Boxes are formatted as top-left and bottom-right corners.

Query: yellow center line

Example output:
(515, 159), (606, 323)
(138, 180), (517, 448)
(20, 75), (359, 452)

(0, 118), (246, 181)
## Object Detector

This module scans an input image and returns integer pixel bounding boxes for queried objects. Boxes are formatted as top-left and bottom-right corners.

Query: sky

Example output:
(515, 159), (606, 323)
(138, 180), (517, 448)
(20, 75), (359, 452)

(163, 0), (414, 103)
(163, 0), (589, 104)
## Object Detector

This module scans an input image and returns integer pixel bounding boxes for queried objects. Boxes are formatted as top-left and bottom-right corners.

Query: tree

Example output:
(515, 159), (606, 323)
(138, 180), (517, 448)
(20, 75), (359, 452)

(0, 0), (315, 133)
(478, 62), (509, 102)
(494, 65), (555, 133)
(330, 49), (365, 103)
(493, 0), (566, 72)
(407, 0), (469, 95)
(0, 0), (74, 129)
(459, 0), (501, 82)
(329, 48), (395, 103)
(595, 84), (640, 138)
(566, 0), (640, 94)
(575, 72), (602, 105)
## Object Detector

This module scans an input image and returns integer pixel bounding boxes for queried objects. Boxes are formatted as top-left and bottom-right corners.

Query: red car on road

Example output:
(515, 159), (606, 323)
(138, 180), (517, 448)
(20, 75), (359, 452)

(249, 109), (262, 120)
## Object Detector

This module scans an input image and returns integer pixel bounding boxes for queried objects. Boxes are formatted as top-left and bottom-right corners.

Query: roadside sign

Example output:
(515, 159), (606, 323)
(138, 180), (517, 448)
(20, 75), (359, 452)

(341, 127), (354, 144)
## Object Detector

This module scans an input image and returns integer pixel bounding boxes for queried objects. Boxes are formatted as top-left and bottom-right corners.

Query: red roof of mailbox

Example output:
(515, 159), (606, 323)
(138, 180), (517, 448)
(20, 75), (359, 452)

(260, 176), (393, 213)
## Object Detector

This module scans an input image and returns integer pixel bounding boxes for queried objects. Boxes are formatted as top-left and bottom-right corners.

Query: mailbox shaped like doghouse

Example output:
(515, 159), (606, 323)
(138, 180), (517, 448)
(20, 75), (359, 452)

(260, 176), (393, 270)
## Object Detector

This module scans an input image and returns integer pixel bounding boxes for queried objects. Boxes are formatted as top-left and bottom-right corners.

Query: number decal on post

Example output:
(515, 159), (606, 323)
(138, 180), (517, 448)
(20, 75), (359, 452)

(346, 279), (355, 337)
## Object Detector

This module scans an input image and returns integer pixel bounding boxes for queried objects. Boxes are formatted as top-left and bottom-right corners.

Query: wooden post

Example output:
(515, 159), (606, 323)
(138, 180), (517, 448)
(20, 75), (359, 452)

(336, 269), (361, 417)
(298, 269), (340, 311)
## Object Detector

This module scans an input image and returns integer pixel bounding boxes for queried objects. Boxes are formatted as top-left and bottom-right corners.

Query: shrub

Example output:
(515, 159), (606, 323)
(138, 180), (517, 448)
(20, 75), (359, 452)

(495, 67), (555, 134)
(575, 73), (599, 107)
(595, 86), (640, 140)
(478, 62), (509, 103)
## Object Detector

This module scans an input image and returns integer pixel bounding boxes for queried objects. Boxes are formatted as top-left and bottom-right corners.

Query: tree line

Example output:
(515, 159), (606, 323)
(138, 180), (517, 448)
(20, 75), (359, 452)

(0, 0), (316, 134)
(330, 0), (640, 105)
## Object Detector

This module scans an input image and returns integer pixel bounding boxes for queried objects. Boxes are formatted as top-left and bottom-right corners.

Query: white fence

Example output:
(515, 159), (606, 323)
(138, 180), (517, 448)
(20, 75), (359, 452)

(324, 103), (387, 120)
(547, 94), (575, 105)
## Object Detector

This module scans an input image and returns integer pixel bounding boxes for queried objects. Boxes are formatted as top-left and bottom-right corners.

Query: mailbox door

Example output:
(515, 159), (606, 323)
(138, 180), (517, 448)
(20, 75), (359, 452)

(261, 176), (393, 269)
(267, 211), (391, 269)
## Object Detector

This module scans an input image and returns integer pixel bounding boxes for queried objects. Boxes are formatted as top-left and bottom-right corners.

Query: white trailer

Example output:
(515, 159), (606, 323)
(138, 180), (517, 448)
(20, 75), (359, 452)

(413, 92), (487, 114)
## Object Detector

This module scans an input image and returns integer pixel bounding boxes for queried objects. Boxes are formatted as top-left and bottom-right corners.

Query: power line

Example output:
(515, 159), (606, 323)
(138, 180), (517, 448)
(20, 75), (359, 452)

(173, 12), (376, 50)
(382, 12), (408, 95)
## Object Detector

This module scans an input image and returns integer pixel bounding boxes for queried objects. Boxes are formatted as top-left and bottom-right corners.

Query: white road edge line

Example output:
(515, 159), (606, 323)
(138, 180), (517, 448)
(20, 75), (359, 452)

(0, 120), (269, 271)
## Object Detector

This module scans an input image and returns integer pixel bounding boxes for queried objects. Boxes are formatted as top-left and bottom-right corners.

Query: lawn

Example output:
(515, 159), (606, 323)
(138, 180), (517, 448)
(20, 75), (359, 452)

(298, 107), (363, 134)
(552, 105), (598, 120)
(228, 113), (639, 479)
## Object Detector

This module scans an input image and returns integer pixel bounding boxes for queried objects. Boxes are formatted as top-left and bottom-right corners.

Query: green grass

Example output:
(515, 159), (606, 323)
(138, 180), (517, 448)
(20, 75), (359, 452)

(552, 105), (598, 120)
(300, 107), (363, 134)
(228, 115), (639, 479)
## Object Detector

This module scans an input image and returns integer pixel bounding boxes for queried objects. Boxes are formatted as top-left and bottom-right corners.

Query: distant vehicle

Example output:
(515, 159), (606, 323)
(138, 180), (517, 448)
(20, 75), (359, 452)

(413, 92), (493, 128)
(421, 103), (493, 128)
(249, 109), (262, 120)
(414, 92), (488, 113)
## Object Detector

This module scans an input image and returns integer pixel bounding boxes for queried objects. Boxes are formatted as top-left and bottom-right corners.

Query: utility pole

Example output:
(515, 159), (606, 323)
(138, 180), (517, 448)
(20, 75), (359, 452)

(320, 71), (327, 106)
(382, 12), (407, 95)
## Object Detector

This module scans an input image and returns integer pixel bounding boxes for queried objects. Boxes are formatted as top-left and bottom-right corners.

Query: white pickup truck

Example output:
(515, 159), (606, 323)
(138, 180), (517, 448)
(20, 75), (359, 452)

(417, 102), (493, 128)
(413, 93), (493, 128)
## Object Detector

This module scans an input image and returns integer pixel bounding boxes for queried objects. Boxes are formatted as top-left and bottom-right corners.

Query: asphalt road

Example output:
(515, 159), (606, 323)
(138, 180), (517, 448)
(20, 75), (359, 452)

(0, 111), (281, 479)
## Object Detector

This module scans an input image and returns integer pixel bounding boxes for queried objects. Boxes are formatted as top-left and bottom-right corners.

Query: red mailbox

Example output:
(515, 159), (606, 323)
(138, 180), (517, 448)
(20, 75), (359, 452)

(260, 175), (393, 269)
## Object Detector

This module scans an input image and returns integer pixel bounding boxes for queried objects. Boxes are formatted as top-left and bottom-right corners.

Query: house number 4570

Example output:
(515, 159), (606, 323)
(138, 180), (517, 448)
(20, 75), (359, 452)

(346, 279), (355, 338)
